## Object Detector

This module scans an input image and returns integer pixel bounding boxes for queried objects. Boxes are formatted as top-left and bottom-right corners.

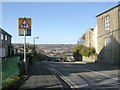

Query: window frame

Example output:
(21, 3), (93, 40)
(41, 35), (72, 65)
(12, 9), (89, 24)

(5, 35), (8, 41)
(105, 15), (110, 31)
(105, 37), (111, 50)
(1, 34), (4, 40)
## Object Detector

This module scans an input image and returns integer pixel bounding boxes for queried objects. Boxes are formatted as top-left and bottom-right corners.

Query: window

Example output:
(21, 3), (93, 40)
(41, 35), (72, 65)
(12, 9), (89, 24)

(1, 34), (4, 40)
(5, 35), (7, 40)
(105, 38), (111, 50)
(105, 15), (110, 30)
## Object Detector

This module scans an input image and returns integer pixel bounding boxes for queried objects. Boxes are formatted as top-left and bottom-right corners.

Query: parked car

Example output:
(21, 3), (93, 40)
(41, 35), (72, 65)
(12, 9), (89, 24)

(54, 58), (61, 62)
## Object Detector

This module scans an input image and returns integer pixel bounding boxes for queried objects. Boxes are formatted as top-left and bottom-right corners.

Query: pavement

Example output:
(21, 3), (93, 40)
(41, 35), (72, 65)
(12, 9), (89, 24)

(19, 62), (62, 90)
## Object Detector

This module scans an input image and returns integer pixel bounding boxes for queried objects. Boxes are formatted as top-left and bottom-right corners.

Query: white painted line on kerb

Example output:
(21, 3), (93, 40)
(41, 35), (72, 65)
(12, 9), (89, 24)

(84, 68), (118, 80)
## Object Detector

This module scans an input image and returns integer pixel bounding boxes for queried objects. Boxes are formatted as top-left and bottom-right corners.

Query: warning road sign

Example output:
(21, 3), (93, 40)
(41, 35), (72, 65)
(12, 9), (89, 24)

(19, 18), (31, 30)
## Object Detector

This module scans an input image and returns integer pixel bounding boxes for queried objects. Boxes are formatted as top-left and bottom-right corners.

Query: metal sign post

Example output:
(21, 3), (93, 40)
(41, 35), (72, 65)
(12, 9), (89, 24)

(24, 30), (27, 74)
(19, 17), (31, 75)
(24, 30), (26, 63)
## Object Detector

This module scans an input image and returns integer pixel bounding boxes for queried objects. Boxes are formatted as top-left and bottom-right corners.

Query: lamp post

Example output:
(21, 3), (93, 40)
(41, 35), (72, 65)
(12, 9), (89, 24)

(33, 37), (39, 48)
(33, 37), (39, 61)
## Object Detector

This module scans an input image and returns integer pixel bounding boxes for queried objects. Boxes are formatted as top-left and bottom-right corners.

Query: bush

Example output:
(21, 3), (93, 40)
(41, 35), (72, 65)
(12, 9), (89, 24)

(81, 47), (95, 57)
(73, 44), (84, 52)
(73, 44), (96, 57)
(2, 76), (20, 88)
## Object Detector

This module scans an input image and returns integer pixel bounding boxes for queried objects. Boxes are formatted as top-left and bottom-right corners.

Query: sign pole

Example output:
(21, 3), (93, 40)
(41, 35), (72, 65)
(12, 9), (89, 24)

(19, 17), (31, 75)
(24, 30), (27, 74)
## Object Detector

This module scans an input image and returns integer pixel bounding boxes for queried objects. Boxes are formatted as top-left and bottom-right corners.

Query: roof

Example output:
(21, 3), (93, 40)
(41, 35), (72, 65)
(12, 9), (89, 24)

(81, 33), (85, 40)
(0, 28), (12, 37)
(96, 4), (120, 17)
(89, 28), (94, 31)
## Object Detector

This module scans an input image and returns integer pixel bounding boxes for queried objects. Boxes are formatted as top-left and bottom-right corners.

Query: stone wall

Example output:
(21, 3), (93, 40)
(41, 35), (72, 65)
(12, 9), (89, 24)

(82, 55), (97, 62)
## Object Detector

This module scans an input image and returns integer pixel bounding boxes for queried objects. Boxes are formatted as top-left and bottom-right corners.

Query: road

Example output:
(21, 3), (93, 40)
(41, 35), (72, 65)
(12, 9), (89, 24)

(19, 61), (119, 90)
(47, 61), (119, 90)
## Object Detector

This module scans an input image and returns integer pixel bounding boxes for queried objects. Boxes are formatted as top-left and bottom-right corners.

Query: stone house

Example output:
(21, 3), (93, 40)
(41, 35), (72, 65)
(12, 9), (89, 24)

(65, 52), (74, 61)
(82, 25), (98, 62)
(96, 4), (120, 64)
(84, 25), (98, 53)
(84, 28), (94, 47)
(0, 28), (12, 57)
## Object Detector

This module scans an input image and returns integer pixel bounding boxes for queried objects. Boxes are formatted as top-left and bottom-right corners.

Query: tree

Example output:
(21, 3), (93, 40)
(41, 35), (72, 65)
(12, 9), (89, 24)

(73, 50), (82, 61)
(73, 44), (83, 61)
(77, 34), (85, 45)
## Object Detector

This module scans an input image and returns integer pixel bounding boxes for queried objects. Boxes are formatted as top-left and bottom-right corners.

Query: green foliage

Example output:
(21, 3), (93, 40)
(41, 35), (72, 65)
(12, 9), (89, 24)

(2, 76), (20, 88)
(73, 44), (83, 52)
(73, 44), (96, 58)
(31, 48), (36, 56)
(73, 49), (82, 61)
(26, 52), (32, 56)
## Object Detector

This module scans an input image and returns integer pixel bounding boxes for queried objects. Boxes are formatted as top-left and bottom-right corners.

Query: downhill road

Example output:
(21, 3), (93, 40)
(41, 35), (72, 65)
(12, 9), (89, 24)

(47, 61), (119, 90)
(19, 61), (119, 90)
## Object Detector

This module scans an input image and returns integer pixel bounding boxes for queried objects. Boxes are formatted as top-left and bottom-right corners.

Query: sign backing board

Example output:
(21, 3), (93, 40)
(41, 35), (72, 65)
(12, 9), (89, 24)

(19, 29), (31, 36)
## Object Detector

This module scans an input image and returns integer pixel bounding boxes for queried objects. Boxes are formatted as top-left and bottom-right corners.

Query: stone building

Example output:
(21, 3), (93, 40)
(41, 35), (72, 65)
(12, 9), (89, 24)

(84, 25), (98, 53)
(96, 4), (120, 65)
(0, 28), (12, 57)
(84, 28), (94, 47)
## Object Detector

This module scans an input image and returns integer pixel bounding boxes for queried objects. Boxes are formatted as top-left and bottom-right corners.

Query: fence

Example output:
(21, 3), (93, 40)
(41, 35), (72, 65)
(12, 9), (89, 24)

(0, 58), (2, 88)
(2, 56), (20, 82)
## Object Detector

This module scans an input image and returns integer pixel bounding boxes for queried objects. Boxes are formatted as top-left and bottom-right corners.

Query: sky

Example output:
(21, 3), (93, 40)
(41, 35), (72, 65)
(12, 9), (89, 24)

(1, 2), (118, 44)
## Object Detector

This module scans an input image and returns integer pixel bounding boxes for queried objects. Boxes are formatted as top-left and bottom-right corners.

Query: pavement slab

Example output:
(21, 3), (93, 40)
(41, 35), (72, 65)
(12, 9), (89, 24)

(19, 62), (62, 89)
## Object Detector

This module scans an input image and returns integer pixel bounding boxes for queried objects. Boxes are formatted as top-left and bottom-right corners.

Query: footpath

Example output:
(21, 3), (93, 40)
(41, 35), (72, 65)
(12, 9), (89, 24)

(19, 62), (62, 90)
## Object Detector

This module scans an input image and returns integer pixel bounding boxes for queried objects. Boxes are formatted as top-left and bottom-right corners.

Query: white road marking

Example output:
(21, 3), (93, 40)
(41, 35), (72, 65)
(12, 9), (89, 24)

(48, 62), (119, 89)
(84, 68), (118, 80)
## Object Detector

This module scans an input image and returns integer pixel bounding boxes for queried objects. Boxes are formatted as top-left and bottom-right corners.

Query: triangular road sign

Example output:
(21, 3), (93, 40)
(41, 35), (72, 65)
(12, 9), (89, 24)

(19, 18), (31, 29)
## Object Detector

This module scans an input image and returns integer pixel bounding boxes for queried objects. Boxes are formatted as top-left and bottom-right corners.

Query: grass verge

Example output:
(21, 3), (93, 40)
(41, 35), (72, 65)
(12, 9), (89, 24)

(2, 75), (20, 90)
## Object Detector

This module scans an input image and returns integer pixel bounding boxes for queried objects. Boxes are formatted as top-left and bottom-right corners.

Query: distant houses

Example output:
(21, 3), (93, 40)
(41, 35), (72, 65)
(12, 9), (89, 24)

(0, 28), (12, 57)
(82, 4), (120, 65)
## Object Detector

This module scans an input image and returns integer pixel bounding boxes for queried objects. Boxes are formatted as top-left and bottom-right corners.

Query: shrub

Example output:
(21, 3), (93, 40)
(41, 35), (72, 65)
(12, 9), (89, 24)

(73, 44), (84, 52)
(73, 44), (96, 57)
(2, 76), (20, 88)
(81, 47), (95, 57)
